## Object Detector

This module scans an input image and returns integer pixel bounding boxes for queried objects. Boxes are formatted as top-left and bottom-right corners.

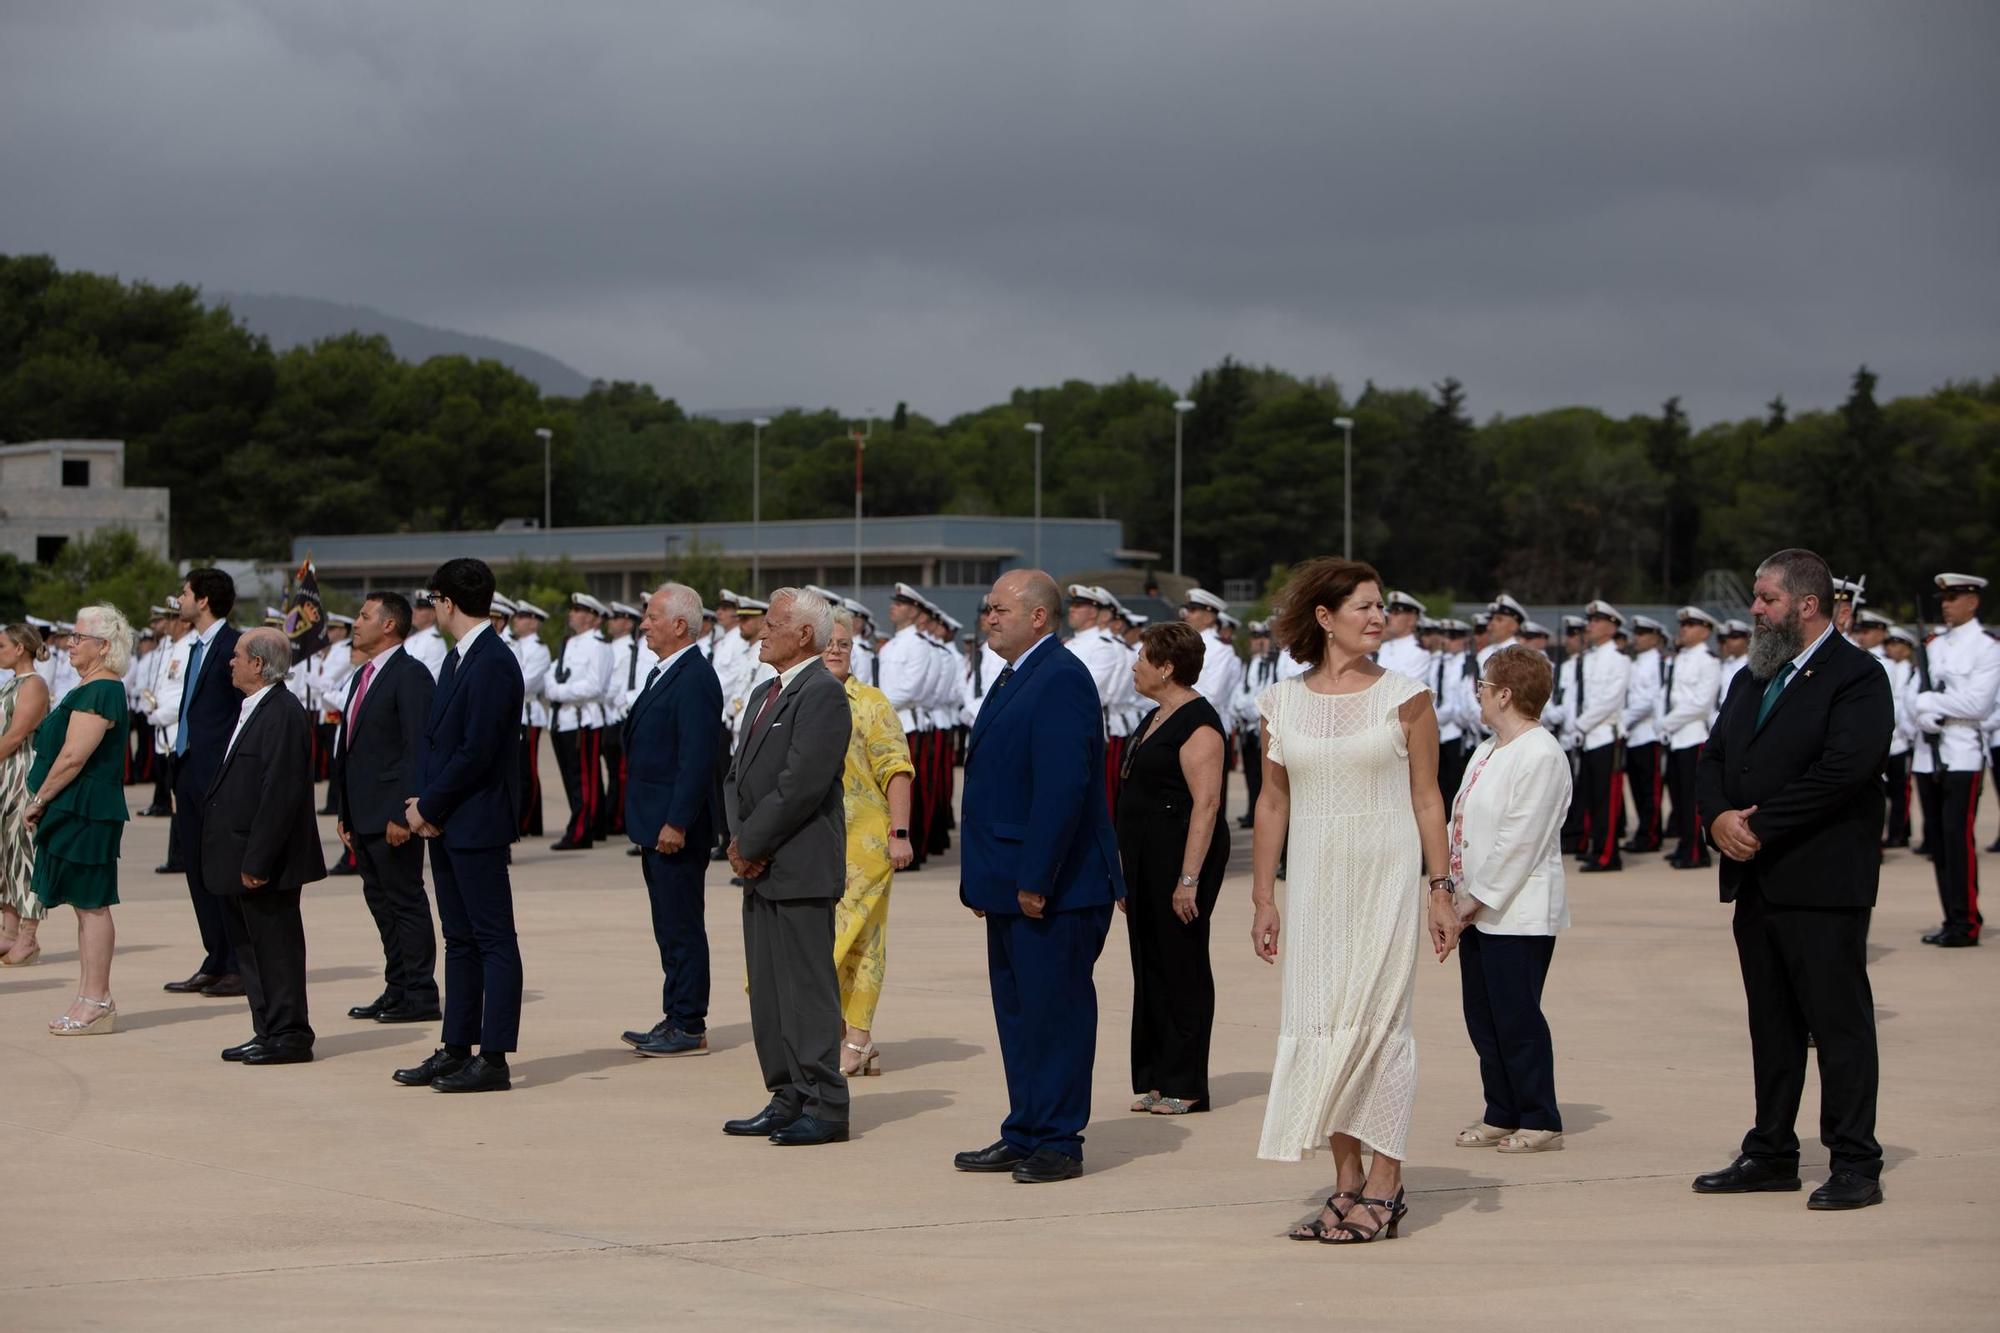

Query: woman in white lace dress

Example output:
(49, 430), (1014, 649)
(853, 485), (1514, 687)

(1249, 558), (1454, 1245)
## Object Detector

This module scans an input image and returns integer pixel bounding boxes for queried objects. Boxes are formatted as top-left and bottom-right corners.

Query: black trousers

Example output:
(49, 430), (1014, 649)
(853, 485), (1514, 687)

(1915, 768), (1942, 855)
(642, 845), (711, 1034)
(1436, 735), (1469, 808)
(1623, 741), (1663, 850)
(354, 831), (438, 1007)
(743, 891), (848, 1123)
(551, 727), (600, 846)
(903, 729), (930, 869)
(1558, 747), (1587, 853)
(516, 725), (544, 835)
(598, 723), (626, 838)
(1881, 751), (1912, 845)
(1124, 850), (1222, 1105)
(431, 842), (522, 1052)
(710, 729), (732, 854)
(1930, 770), (1984, 938)
(1577, 743), (1623, 869)
(1731, 883), (1880, 1176)
(150, 746), (175, 815)
(220, 887), (312, 1051)
(1458, 928), (1560, 1132)
(173, 769), (238, 975)
(1665, 743), (1709, 865)
(926, 729), (953, 857)
(1240, 724), (1263, 825)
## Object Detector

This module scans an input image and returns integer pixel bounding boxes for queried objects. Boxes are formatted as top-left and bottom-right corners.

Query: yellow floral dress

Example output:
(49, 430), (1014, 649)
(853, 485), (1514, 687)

(833, 675), (915, 1029)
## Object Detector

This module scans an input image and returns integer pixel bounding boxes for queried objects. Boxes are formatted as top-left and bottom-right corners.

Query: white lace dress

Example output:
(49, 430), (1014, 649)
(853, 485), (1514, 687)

(1255, 670), (1426, 1162)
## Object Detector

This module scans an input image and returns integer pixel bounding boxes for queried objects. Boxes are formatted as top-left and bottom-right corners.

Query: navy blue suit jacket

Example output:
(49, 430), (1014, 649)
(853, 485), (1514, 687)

(623, 645), (723, 848)
(416, 627), (526, 851)
(960, 635), (1125, 915)
(174, 623), (244, 795)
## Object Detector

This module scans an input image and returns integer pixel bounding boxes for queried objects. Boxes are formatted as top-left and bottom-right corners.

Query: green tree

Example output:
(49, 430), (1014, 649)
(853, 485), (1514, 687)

(26, 529), (182, 624)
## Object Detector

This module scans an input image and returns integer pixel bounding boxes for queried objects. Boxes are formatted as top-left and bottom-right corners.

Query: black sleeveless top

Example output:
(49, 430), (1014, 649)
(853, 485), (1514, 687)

(1116, 697), (1230, 894)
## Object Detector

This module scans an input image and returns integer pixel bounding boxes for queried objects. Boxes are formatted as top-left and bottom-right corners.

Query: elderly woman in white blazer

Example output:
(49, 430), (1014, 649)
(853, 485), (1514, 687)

(1437, 646), (1572, 1154)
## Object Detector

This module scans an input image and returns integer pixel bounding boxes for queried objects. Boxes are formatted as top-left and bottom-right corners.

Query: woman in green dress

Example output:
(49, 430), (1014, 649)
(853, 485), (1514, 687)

(0, 623), (52, 966)
(24, 604), (133, 1036)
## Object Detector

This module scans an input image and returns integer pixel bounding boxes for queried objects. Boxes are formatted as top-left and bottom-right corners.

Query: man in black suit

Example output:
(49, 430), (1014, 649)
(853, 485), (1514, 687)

(619, 583), (723, 1058)
(1695, 548), (1893, 1211)
(202, 628), (328, 1065)
(331, 591), (440, 1026)
(393, 559), (526, 1095)
(167, 567), (247, 997)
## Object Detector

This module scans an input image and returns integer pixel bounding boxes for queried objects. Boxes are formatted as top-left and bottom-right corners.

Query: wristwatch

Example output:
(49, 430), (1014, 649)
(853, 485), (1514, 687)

(1178, 874), (1198, 888)
(891, 827), (910, 840)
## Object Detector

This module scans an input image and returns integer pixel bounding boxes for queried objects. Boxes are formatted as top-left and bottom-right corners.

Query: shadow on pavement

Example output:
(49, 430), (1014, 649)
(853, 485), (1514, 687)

(512, 1045), (648, 1088)
(315, 1027), (431, 1059)
(305, 964), (381, 985)
(878, 1036), (983, 1071)
(1559, 1102), (1611, 1136)
(119, 1003), (248, 1031)
(1206, 1070), (1269, 1110)
(1082, 1113), (1191, 1172)
(1394, 1165), (1507, 1235)
(854, 1087), (954, 1134)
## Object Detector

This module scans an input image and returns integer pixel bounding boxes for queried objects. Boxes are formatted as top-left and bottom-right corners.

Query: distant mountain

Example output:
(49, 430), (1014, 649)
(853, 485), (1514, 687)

(213, 291), (595, 398)
(693, 406), (806, 423)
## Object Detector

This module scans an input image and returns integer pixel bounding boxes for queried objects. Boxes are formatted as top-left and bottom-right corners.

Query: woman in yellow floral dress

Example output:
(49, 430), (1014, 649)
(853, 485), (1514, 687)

(822, 610), (915, 1077)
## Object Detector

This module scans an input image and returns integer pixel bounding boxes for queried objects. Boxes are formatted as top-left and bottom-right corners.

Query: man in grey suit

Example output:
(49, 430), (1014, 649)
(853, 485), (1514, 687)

(722, 587), (854, 1146)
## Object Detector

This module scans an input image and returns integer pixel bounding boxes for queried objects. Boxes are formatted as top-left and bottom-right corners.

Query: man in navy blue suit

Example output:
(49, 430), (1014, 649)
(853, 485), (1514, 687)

(618, 582), (724, 1058)
(391, 558), (526, 1095)
(165, 567), (246, 997)
(954, 570), (1126, 1183)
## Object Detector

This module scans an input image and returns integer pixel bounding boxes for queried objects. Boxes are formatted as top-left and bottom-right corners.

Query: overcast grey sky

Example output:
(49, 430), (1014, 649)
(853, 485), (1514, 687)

(5, 1), (1996, 421)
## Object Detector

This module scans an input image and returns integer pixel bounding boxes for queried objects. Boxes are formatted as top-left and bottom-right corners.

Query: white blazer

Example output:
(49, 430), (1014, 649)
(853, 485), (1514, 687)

(1451, 725), (1572, 936)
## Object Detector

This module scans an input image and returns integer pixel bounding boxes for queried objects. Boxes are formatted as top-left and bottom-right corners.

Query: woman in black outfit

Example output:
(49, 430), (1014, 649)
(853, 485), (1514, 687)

(1118, 620), (1229, 1115)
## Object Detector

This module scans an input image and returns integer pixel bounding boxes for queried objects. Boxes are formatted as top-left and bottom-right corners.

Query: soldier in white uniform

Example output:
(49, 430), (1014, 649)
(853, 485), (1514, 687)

(1658, 607), (1722, 869)
(715, 593), (769, 738)
(1908, 573), (2000, 946)
(598, 601), (648, 843)
(843, 598), (878, 686)
(1431, 620), (1477, 801)
(1714, 619), (1750, 727)
(305, 613), (356, 808)
(1236, 619), (1285, 830)
(143, 603), (198, 872)
(1182, 587), (1245, 813)
(507, 600), (552, 838)
(404, 589), (449, 681)
(1545, 616), (1589, 853)
(1621, 614), (1668, 854)
(32, 619), (81, 708)
(1881, 625), (1920, 848)
(1478, 593), (1526, 668)
(1851, 611), (1907, 848)
(875, 584), (934, 867)
(917, 597), (963, 860)
(1574, 601), (1633, 873)
(1063, 585), (1127, 814)
(546, 592), (615, 851)
(1377, 590), (1430, 678)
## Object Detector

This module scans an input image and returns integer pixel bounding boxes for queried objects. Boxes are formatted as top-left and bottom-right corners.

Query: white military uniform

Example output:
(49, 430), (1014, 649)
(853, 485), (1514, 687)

(1377, 632), (1429, 679)
(405, 623), (448, 681)
(147, 629), (195, 756)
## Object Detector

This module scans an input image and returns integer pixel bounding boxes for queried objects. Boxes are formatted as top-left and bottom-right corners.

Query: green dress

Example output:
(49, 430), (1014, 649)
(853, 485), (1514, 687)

(28, 677), (129, 911)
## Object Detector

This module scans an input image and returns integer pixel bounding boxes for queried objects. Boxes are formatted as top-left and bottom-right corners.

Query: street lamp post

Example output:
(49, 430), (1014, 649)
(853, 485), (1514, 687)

(1332, 416), (1354, 560)
(1024, 421), (1044, 568)
(852, 413), (873, 592)
(535, 426), (553, 530)
(1171, 398), (1195, 574)
(750, 417), (770, 590)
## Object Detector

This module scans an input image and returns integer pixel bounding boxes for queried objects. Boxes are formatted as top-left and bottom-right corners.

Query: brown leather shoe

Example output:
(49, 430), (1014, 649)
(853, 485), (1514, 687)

(164, 972), (219, 993)
(200, 974), (246, 998)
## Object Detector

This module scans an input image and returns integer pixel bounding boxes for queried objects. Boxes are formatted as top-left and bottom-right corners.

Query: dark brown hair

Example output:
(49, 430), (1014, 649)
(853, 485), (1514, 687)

(1482, 645), (1553, 718)
(1271, 557), (1383, 670)
(1140, 620), (1204, 687)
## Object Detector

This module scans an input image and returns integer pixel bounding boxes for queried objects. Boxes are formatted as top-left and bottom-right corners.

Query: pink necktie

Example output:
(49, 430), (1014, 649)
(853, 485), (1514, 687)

(344, 661), (377, 746)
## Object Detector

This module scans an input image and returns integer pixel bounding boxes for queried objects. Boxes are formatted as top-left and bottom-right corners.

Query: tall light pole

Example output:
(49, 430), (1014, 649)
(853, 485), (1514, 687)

(750, 416), (770, 590)
(1332, 416), (1354, 560)
(1171, 398), (1195, 574)
(852, 412), (873, 592)
(535, 426), (553, 530)
(1024, 421), (1044, 568)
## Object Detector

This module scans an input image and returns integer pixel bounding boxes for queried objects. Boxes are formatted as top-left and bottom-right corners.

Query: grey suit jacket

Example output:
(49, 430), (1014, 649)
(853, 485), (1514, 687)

(725, 658), (851, 902)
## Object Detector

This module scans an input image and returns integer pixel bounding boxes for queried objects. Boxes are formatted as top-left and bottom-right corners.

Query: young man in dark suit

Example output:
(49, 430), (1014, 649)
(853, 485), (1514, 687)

(393, 559), (526, 1094)
(168, 566), (247, 997)
(1696, 548), (1894, 1210)
(620, 582), (723, 1058)
(331, 591), (440, 1025)
(955, 570), (1126, 1184)
(201, 629), (328, 1065)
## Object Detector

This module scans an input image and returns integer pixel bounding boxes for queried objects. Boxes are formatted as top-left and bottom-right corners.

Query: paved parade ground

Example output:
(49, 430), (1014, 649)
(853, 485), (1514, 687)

(3, 777), (1995, 1331)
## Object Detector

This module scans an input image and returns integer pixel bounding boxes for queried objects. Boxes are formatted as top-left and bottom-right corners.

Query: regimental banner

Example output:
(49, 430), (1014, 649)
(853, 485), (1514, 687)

(283, 554), (328, 663)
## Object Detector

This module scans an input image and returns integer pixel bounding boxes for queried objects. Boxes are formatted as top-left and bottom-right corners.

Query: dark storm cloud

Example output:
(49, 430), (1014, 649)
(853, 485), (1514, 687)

(5, 0), (1996, 421)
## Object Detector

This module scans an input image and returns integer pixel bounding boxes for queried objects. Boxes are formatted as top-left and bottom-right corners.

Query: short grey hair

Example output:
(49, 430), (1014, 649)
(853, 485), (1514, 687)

(1756, 548), (1834, 618)
(240, 627), (292, 686)
(650, 581), (702, 635)
(771, 586), (836, 652)
(830, 608), (857, 633)
(73, 604), (134, 675)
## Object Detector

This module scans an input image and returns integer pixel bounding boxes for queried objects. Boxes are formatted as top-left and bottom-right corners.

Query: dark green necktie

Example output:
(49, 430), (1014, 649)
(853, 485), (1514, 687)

(1754, 663), (1795, 728)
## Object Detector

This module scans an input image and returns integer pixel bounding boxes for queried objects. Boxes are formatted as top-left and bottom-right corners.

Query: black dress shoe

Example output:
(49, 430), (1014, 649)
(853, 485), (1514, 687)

(724, 1105), (799, 1137)
(221, 1040), (266, 1062)
(393, 1048), (469, 1086)
(432, 1054), (511, 1092)
(243, 1045), (314, 1066)
(1012, 1148), (1083, 1183)
(549, 838), (592, 852)
(374, 1002), (443, 1024)
(769, 1115), (848, 1146)
(1937, 932), (1980, 948)
(1921, 927), (1948, 945)
(1988, 840), (2000, 855)
(327, 860), (359, 876)
(348, 994), (394, 1021)
(201, 974), (246, 998)
(1692, 1155), (1801, 1194)
(1808, 1171), (1883, 1210)
(709, 846), (730, 862)
(622, 1019), (672, 1048)
(953, 1140), (1029, 1173)
(164, 971), (219, 994)
(1577, 860), (1624, 874)
(634, 1029), (708, 1057)
(626, 845), (644, 857)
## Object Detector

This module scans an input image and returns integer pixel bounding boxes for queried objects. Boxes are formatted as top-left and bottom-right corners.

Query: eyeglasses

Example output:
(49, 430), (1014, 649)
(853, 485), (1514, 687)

(1472, 679), (1509, 693)
(69, 632), (109, 645)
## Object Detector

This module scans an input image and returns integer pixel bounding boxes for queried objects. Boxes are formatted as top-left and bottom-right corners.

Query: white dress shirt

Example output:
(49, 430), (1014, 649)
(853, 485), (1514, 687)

(224, 684), (275, 762)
